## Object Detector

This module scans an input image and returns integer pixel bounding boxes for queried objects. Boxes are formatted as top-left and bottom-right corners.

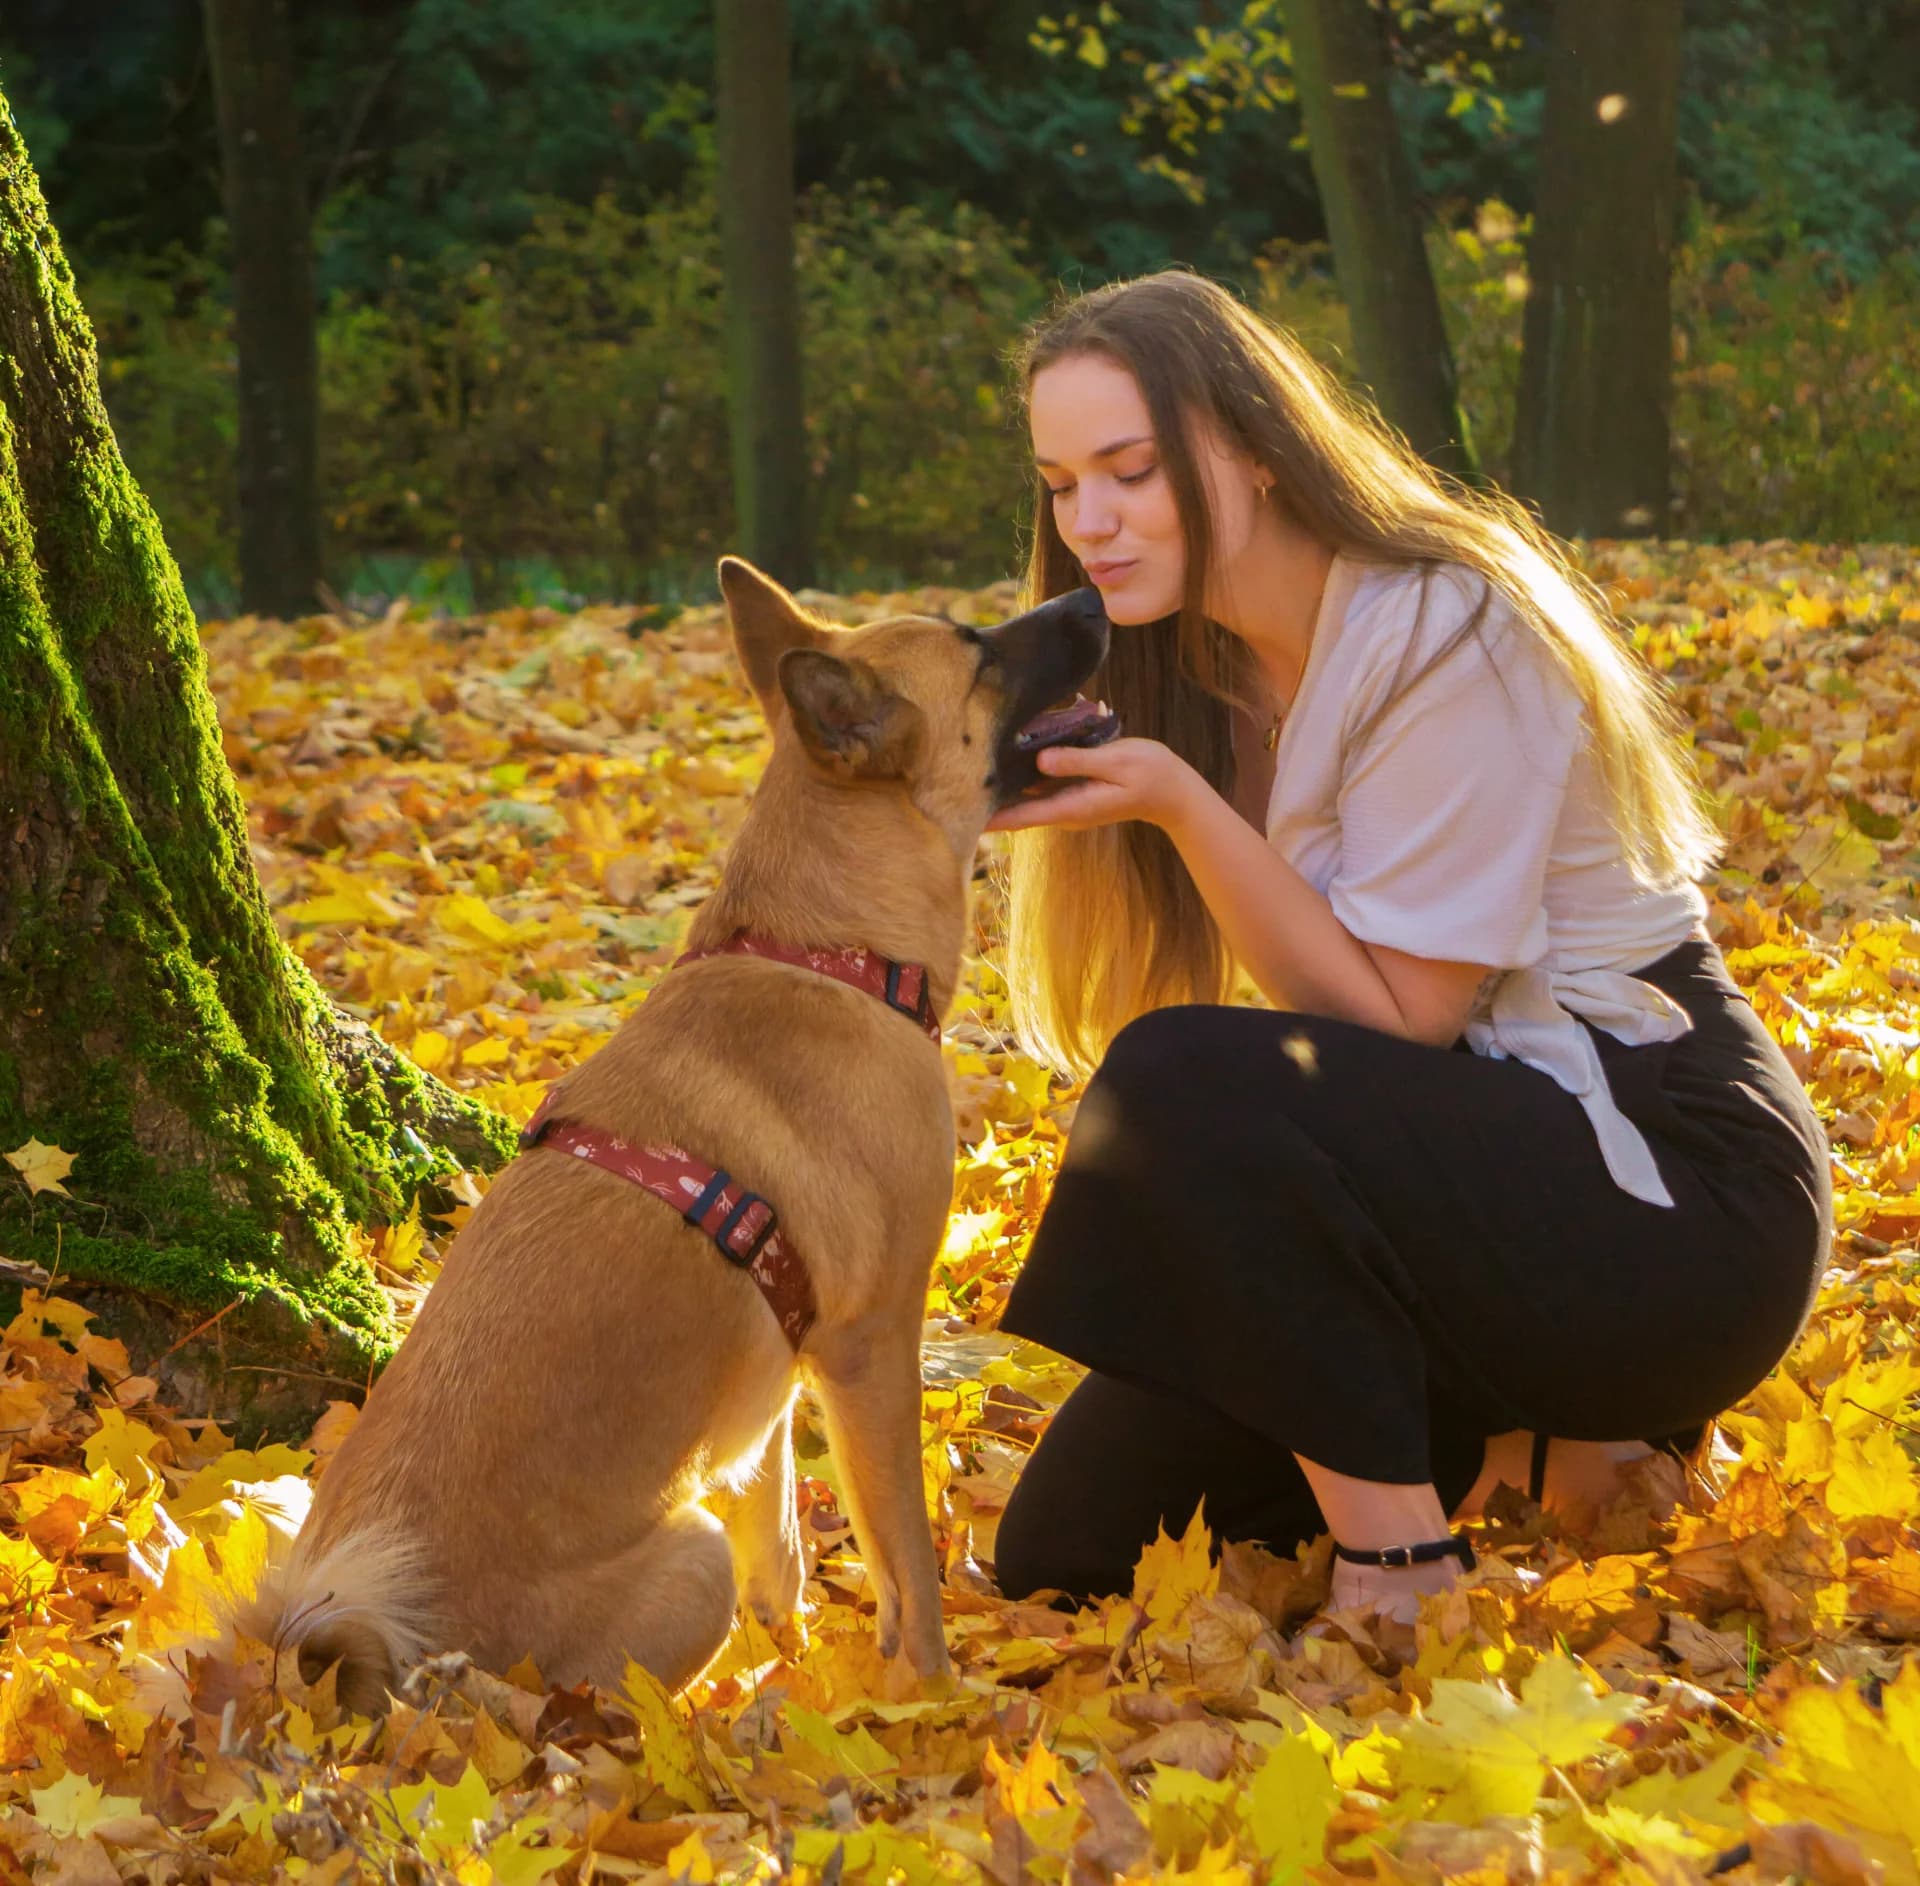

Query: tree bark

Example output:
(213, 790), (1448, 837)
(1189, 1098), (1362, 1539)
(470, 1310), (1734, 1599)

(202, 0), (323, 616)
(1511, 0), (1682, 537)
(1284, 0), (1478, 478)
(714, 0), (814, 585)
(0, 91), (513, 1436)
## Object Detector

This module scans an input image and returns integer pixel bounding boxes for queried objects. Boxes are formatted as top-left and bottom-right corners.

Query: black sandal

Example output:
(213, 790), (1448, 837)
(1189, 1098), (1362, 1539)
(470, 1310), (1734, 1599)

(1332, 1533), (1475, 1571)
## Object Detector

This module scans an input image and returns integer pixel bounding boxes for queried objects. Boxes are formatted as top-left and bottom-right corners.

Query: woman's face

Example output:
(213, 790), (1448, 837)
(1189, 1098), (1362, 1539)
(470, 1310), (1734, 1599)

(1028, 350), (1268, 626)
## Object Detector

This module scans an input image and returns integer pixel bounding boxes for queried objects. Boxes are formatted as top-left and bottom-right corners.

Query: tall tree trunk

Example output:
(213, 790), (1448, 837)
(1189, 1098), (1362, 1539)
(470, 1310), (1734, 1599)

(0, 92), (512, 1436)
(1284, 0), (1477, 478)
(714, 0), (813, 586)
(203, 0), (323, 616)
(1511, 0), (1682, 537)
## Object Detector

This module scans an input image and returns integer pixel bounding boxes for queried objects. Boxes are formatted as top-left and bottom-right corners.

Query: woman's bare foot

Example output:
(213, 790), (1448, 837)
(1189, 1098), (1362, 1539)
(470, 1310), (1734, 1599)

(1327, 1552), (1464, 1625)
(1452, 1430), (1656, 1521)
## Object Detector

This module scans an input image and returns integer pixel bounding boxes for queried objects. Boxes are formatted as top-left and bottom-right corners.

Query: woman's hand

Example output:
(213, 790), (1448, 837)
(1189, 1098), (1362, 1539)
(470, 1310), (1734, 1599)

(985, 737), (1204, 834)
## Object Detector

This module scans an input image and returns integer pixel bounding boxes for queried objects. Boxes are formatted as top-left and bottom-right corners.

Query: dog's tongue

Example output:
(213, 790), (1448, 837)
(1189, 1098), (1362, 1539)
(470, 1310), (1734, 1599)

(1015, 694), (1119, 751)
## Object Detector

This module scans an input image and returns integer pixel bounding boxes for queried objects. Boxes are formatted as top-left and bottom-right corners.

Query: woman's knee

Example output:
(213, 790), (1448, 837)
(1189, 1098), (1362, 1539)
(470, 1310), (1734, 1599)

(992, 1463), (1136, 1604)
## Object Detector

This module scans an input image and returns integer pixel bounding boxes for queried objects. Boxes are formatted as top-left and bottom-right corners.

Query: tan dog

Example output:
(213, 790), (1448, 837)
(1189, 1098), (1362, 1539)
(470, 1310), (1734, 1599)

(247, 558), (1112, 1712)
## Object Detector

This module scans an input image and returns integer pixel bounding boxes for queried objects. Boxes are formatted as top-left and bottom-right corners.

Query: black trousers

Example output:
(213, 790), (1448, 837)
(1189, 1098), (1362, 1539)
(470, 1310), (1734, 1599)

(994, 940), (1831, 1602)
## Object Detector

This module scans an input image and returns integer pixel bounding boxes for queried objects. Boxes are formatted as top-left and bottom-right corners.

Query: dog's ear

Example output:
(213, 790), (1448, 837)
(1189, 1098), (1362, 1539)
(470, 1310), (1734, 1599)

(777, 648), (926, 781)
(719, 556), (829, 709)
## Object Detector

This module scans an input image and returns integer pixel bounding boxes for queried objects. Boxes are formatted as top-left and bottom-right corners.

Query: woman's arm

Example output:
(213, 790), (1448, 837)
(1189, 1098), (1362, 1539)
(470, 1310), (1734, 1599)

(1164, 766), (1488, 1045)
(987, 738), (1488, 1046)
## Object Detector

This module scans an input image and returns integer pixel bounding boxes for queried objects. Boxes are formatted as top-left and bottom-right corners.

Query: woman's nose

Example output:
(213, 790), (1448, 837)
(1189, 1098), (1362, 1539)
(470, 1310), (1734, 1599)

(1075, 488), (1119, 540)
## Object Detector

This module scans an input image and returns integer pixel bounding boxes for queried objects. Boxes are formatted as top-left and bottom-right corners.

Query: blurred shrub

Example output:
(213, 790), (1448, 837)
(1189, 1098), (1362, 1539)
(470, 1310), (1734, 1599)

(1253, 202), (1920, 544)
(83, 184), (1920, 613)
(81, 243), (236, 598)
(323, 176), (1043, 600)
(1669, 224), (1920, 542)
(88, 177), (1043, 608)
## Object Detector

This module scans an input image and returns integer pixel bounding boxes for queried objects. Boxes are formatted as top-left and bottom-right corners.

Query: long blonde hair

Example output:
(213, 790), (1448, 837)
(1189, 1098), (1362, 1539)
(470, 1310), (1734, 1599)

(1001, 270), (1718, 1076)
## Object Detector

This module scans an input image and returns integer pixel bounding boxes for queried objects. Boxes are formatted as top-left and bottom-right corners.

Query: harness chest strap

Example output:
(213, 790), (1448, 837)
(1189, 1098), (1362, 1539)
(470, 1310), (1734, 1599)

(517, 935), (943, 1349)
(519, 1100), (818, 1346)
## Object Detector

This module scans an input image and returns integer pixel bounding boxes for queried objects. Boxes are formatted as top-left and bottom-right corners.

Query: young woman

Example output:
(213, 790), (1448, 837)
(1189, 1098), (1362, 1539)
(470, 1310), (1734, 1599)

(984, 272), (1831, 1621)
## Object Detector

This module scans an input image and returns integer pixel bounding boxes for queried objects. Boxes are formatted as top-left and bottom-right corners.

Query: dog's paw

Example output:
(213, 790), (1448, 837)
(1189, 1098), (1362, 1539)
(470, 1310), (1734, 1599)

(742, 1556), (807, 1633)
(744, 1602), (810, 1663)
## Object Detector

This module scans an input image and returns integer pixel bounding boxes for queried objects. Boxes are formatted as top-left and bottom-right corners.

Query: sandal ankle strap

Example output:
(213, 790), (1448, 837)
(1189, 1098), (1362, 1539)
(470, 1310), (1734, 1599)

(1332, 1533), (1475, 1571)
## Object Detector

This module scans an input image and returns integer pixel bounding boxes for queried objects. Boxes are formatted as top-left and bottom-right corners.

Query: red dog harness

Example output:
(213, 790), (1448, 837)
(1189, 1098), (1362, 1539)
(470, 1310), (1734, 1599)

(518, 933), (942, 1348)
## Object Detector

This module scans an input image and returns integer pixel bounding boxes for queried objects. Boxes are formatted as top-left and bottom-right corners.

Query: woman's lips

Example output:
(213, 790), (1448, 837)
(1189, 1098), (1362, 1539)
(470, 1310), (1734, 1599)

(1082, 558), (1136, 584)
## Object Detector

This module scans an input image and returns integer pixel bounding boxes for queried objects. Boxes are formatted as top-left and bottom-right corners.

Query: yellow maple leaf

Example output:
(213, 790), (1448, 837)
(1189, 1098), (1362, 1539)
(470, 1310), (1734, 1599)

(619, 1660), (712, 1811)
(783, 1706), (900, 1794)
(1242, 1733), (1338, 1879)
(1827, 1424), (1918, 1522)
(5, 1137), (76, 1197)
(984, 1734), (1066, 1819)
(83, 1405), (165, 1494)
(129, 1504), (269, 1655)
(0, 1531), (58, 1609)
(27, 1769), (145, 1840)
(663, 1830), (715, 1883)
(1393, 1652), (1637, 1819)
(1133, 1502), (1219, 1629)
(1748, 1664), (1920, 1886)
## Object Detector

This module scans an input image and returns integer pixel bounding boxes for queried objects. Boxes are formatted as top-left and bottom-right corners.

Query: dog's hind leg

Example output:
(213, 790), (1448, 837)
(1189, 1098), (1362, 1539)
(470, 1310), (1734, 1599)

(731, 1398), (806, 1649)
(542, 1505), (737, 1695)
(812, 1321), (952, 1679)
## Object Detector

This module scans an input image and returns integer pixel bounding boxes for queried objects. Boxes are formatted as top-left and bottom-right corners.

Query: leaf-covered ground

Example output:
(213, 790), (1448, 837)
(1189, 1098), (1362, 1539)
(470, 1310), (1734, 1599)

(8, 545), (1920, 1885)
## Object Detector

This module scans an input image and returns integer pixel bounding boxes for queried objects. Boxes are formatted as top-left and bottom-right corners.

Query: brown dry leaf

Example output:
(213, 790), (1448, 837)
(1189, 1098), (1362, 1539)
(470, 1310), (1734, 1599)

(1749, 1819), (1887, 1886)
(1116, 1717), (1238, 1778)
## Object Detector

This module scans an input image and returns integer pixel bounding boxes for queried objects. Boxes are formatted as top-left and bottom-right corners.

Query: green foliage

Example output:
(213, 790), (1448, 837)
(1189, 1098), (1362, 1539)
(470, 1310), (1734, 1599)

(1679, 3), (1920, 281)
(1249, 201), (1920, 544)
(306, 0), (715, 299)
(1669, 226), (1920, 542)
(82, 244), (235, 596)
(94, 175), (1045, 608)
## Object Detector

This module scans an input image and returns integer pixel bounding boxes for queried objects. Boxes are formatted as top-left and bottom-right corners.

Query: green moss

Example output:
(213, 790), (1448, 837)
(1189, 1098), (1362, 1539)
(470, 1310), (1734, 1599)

(0, 90), (496, 1411)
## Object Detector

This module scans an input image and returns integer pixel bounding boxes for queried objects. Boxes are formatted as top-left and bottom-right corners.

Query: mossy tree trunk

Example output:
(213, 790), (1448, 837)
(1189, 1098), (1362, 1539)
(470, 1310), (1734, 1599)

(0, 92), (514, 1436)
(1284, 0), (1478, 479)
(203, 0), (323, 617)
(715, 0), (813, 587)
(1510, 0), (1682, 537)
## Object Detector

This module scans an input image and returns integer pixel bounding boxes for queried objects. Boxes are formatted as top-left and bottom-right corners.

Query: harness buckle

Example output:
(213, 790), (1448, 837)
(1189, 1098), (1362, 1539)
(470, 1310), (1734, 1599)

(714, 1192), (778, 1267)
(884, 960), (932, 1030)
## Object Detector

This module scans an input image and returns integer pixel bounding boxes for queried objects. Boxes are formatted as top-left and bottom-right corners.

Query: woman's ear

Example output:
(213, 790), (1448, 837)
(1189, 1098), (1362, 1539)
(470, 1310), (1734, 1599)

(719, 556), (830, 713)
(777, 648), (925, 781)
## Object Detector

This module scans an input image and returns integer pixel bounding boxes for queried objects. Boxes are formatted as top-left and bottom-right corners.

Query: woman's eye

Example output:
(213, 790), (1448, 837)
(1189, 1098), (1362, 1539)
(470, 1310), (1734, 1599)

(1045, 485), (1074, 500)
(1117, 467), (1156, 486)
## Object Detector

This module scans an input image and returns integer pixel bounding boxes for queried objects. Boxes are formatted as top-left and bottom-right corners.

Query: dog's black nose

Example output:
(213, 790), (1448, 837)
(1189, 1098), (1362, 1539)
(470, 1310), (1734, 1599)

(1027, 586), (1107, 633)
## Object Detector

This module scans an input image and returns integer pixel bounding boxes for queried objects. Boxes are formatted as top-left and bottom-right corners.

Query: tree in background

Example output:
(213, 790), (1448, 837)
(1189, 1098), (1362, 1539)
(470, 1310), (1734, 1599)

(202, 0), (322, 615)
(715, 0), (812, 587)
(1118, 0), (1686, 537)
(1511, 0), (1683, 536)
(0, 90), (511, 1431)
(1283, 0), (1476, 476)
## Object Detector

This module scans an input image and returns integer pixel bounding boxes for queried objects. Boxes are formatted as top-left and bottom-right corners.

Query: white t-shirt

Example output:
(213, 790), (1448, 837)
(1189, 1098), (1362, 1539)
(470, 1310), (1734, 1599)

(1266, 555), (1707, 1206)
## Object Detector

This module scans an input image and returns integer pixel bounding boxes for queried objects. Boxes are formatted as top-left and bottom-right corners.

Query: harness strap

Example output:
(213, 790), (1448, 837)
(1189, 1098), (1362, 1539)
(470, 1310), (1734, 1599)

(674, 932), (942, 1044)
(520, 1098), (817, 1348)
(516, 932), (939, 1352)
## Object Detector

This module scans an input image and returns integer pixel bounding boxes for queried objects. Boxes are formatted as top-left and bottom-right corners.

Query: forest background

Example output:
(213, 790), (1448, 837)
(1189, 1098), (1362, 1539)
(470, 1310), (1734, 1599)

(5, 0), (1919, 621)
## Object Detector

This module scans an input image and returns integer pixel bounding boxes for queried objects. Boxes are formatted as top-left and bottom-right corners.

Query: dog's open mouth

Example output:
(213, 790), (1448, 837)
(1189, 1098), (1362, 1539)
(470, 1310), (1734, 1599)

(1013, 693), (1123, 753)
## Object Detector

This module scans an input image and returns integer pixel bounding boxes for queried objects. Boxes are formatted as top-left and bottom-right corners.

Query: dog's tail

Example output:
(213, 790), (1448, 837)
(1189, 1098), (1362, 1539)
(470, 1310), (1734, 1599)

(241, 1530), (438, 1717)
